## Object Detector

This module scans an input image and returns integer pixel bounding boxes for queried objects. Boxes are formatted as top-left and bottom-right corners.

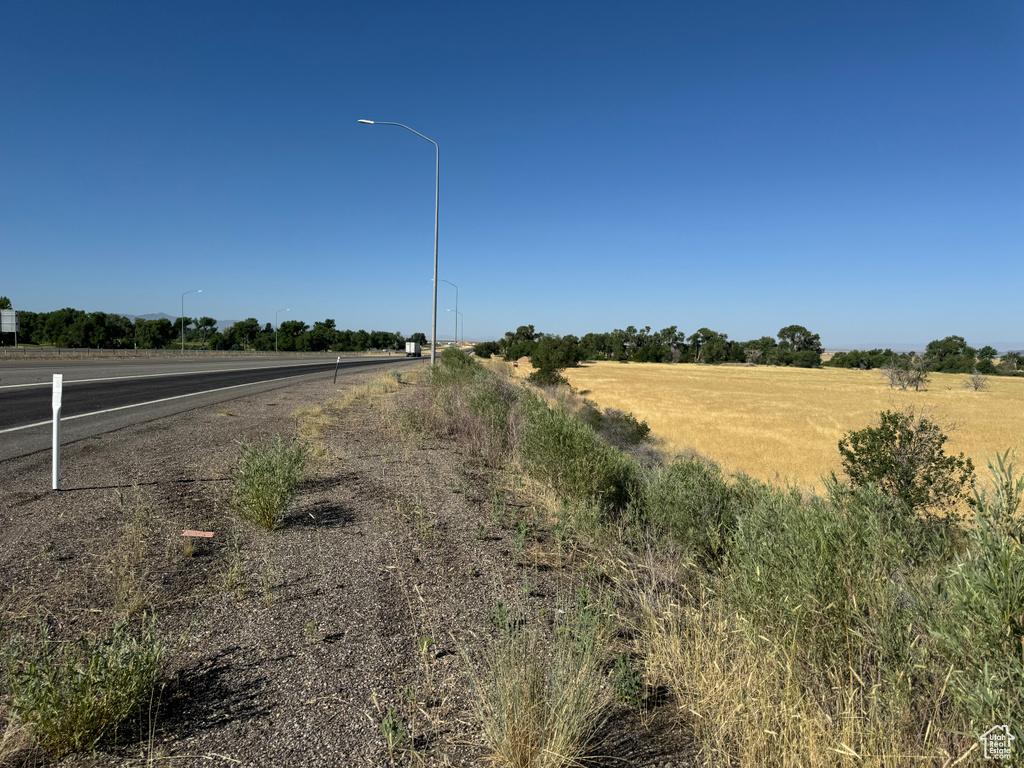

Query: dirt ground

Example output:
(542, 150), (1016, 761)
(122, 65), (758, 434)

(0, 366), (692, 767)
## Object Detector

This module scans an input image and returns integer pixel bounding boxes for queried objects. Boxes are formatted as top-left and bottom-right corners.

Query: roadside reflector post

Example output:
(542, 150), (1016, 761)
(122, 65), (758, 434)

(52, 374), (62, 490)
(333, 356), (341, 384)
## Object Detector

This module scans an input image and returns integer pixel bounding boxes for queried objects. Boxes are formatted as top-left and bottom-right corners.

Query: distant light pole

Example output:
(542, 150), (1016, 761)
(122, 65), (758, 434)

(275, 308), (290, 352)
(358, 119), (439, 365)
(438, 279), (458, 344)
(447, 309), (463, 346)
(181, 289), (202, 352)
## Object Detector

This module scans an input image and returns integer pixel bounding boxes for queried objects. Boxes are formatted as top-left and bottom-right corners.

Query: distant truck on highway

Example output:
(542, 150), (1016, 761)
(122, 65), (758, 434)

(405, 341), (422, 357)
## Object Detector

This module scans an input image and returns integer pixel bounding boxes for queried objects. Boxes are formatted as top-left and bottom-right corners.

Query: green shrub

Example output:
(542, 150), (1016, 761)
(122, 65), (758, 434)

(596, 409), (650, 449)
(931, 451), (1024, 741)
(473, 340), (501, 359)
(639, 457), (741, 562)
(2, 616), (166, 757)
(231, 435), (308, 530)
(423, 350), (521, 465)
(574, 401), (603, 431)
(838, 408), (974, 513)
(517, 394), (640, 514)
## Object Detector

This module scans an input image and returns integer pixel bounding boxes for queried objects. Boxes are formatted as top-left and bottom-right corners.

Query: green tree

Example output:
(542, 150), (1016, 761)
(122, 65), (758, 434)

(777, 324), (823, 353)
(224, 318), (261, 350)
(134, 318), (175, 349)
(528, 334), (581, 386)
(276, 320), (309, 351)
(687, 328), (731, 363)
(473, 340), (501, 358)
(996, 352), (1022, 376)
(0, 296), (11, 309)
(924, 335), (977, 373)
(838, 409), (974, 513)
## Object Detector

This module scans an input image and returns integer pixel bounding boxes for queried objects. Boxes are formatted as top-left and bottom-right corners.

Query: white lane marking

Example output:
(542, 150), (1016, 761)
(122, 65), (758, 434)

(0, 370), (324, 435)
(0, 359), (354, 390)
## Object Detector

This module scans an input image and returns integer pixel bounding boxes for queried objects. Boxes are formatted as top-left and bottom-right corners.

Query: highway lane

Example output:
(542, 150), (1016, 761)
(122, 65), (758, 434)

(0, 358), (401, 431)
(0, 356), (420, 461)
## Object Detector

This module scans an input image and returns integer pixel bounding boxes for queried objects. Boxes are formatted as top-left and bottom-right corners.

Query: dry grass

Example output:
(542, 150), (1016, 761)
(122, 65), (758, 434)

(561, 362), (1024, 491)
(0, 707), (33, 767)
(639, 595), (965, 767)
(292, 370), (406, 459)
(471, 616), (609, 768)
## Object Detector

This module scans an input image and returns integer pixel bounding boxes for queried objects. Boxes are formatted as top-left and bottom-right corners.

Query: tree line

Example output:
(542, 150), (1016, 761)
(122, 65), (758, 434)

(0, 301), (424, 352)
(473, 324), (1022, 383)
(474, 323), (826, 370)
(824, 336), (1021, 376)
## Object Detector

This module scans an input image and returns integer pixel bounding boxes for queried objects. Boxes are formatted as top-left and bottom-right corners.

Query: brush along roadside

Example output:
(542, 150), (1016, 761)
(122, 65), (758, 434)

(402, 348), (1019, 766)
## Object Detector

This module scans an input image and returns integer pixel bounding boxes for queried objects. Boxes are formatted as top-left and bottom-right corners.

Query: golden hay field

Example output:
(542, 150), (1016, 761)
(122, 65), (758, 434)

(557, 361), (1024, 491)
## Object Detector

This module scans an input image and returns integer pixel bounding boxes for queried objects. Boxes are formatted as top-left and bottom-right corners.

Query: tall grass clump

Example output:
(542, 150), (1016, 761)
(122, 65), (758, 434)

(2, 616), (166, 757)
(471, 611), (609, 768)
(931, 450), (1024, 742)
(230, 435), (307, 530)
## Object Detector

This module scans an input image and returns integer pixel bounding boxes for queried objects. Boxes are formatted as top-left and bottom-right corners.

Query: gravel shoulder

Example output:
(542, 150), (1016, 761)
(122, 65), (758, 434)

(1, 364), (691, 766)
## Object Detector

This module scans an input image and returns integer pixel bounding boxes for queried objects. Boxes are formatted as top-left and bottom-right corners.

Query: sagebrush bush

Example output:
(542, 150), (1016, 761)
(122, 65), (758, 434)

(596, 408), (650, 449)
(231, 435), (308, 530)
(639, 457), (742, 562)
(2, 616), (166, 757)
(517, 393), (640, 514)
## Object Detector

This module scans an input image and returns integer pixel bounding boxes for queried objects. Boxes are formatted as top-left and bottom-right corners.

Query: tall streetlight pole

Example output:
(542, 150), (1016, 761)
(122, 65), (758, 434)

(275, 308), (290, 353)
(358, 119), (439, 365)
(447, 309), (463, 346)
(181, 289), (202, 353)
(438, 279), (458, 345)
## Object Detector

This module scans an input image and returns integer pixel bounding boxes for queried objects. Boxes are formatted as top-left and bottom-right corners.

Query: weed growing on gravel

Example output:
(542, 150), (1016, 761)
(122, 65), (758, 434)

(610, 653), (645, 711)
(304, 619), (321, 642)
(230, 435), (307, 530)
(2, 615), (166, 758)
(110, 485), (155, 616)
(379, 706), (407, 754)
(412, 505), (436, 543)
(219, 532), (247, 599)
(258, 551), (278, 606)
(489, 602), (511, 632)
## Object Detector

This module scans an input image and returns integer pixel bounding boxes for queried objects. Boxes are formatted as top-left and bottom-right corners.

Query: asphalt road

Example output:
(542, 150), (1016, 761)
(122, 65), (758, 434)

(0, 355), (419, 461)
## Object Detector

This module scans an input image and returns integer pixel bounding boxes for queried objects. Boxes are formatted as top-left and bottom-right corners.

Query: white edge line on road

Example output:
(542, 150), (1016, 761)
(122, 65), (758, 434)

(0, 370), (320, 435)
(0, 358), (384, 390)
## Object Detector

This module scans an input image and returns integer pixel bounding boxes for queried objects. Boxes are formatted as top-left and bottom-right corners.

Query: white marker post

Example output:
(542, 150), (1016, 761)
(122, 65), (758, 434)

(52, 374), (62, 490)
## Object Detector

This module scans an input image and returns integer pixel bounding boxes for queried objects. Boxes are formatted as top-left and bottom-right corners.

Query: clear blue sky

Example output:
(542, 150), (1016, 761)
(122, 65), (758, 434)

(2, 1), (1021, 350)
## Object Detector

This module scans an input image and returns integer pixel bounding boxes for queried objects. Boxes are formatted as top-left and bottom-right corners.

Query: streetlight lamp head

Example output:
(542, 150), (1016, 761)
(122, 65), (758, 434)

(357, 119), (374, 124)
